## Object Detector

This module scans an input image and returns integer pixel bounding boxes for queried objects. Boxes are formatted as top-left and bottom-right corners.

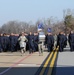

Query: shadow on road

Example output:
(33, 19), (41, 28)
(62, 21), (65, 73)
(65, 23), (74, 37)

(52, 67), (74, 75)
(0, 67), (39, 75)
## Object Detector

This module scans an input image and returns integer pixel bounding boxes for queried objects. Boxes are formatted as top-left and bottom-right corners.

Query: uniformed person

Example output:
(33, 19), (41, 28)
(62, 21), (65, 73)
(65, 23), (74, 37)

(57, 31), (66, 52)
(2, 33), (10, 52)
(33, 32), (39, 52)
(6, 34), (10, 51)
(45, 28), (54, 52)
(68, 31), (74, 51)
(24, 32), (29, 51)
(63, 33), (67, 48)
(18, 32), (28, 54)
(46, 31), (54, 52)
(68, 31), (73, 47)
(9, 33), (16, 52)
(28, 32), (35, 54)
(45, 34), (48, 48)
(0, 34), (3, 52)
(14, 34), (19, 51)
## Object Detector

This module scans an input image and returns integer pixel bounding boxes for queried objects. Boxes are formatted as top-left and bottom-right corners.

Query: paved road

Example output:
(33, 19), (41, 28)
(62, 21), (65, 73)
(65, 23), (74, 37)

(53, 48), (74, 75)
(0, 51), (49, 75)
(0, 47), (74, 75)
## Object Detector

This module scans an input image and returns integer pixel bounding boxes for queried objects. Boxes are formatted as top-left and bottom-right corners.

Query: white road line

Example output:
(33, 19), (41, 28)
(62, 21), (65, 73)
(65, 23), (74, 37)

(18, 64), (40, 67)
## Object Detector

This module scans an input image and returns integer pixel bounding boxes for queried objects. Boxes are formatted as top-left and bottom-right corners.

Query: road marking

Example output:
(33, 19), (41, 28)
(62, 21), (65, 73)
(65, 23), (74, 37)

(47, 47), (59, 75)
(39, 47), (56, 75)
(0, 54), (32, 75)
(18, 64), (38, 67)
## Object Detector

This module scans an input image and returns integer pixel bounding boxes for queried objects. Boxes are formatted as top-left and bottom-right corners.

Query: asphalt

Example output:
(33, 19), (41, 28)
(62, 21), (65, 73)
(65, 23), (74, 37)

(53, 47), (74, 75)
(0, 51), (49, 75)
(0, 46), (74, 75)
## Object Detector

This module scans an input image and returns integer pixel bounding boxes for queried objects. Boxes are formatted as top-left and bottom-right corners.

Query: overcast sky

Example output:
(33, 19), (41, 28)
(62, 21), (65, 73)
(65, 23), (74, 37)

(0, 0), (74, 25)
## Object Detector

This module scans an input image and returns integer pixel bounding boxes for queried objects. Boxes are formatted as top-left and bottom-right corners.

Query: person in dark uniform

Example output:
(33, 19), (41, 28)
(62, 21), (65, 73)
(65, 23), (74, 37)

(68, 31), (73, 48)
(57, 33), (60, 47)
(57, 31), (66, 52)
(24, 32), (29, 51)
(0, 34), (3, 52)
(28, 32), (35, 54)
(33, 32), (39, 52)
(68, 31), (74, 51)
(14, 34), (19, 51)
(9, 33), (16, 52)
(45, 34), (48, 48)
(2, 33), (10, 52)
(46, 32), (54, 52)
(46, 28), (54, 52)
(6, 34), (10, 51)
(63, 33), (67, 48)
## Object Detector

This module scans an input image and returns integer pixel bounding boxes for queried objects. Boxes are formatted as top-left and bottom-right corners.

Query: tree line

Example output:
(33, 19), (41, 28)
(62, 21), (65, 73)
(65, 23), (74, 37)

(0, 9), (74, 34)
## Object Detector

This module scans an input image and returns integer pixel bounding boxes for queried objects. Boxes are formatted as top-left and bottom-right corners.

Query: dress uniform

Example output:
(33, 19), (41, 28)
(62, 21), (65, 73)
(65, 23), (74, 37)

(45, 34), (48, 48)
(57, 32), (66, 52)
(2, 33), (10, 52)
(0, 34), (3, 52)
(9, 33), (16, 52)
(63, 34), (67, 48)
(46, 33), (54, 52)
(33, 32), (39, 52)
(28, 32), (35, 54)
(14, 34), (19, 51)
(68, 31), (74, 48)
(68, 31), (74, 51)
(46, 28), (54, 52)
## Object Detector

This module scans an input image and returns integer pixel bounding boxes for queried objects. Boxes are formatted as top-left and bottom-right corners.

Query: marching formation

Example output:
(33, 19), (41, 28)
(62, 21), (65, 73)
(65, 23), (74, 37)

(0, 30), (74, 55)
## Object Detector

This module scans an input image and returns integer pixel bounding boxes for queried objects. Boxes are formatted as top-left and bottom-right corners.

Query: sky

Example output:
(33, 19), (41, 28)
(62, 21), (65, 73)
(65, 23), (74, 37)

(0, 0), (74, 25)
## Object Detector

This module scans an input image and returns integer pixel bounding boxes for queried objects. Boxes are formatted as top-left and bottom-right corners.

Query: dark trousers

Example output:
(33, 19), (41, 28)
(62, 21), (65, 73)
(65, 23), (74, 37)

(59, 43), (64, 52)
(70, 43), (74, 51)
(47, 44), (53, 52)
(0, 44), (3, 52)
(10, 43), (15, 52)
(29, 42), (35, 53)
(34, 42), (38, 51)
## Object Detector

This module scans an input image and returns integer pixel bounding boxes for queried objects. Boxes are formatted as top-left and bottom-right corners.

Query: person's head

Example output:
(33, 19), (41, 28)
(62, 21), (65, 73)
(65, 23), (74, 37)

(21, 32), (24, 36)
(34, 32), (37, 35)
(0, 33), (3, 36)
(70, 30), (74, 34)
(48, 32), (51, 35)
(29, 32), (32, 35)
(36, 32), (38, 35)
(11, 33), (14, 36)
(3, 33), (7, 36)
(60, 31), (64, 35)
(15, 34), (19, 36)
(7, 34), (10, 37)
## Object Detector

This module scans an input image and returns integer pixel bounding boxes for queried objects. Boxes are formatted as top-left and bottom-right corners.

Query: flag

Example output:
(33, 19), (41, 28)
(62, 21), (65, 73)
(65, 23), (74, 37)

(47, 28), (52, 33)
(37, 23), (44, 29)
